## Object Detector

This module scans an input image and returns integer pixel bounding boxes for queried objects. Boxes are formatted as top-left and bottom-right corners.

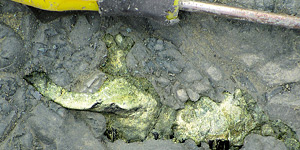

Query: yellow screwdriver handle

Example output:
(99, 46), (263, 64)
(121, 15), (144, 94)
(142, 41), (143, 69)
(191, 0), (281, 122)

(11, 0), (99, 11)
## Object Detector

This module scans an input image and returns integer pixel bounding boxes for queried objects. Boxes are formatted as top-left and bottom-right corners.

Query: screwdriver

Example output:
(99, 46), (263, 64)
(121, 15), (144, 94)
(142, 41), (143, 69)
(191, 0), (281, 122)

(11, 0), (300, 29)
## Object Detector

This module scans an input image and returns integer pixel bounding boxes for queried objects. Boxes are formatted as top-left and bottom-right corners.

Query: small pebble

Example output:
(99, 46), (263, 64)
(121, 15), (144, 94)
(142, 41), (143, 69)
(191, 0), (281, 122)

(261, 124), (274, 136)
(38, 48), (46, 52)
(187, 88), (200, 101)
(154, 40), (164, 51)
(53, 45), (58, 50)
(154, 44), (164, 51)
(31, 90), (42, 100)
(156, 77), (170, 87)
(176, 89), (189, 102)
(115, 34), (123, 45)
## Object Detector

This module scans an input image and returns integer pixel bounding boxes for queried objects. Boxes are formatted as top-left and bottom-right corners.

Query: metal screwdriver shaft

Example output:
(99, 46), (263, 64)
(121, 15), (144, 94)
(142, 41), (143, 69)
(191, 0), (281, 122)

(179, 0), (300, 29)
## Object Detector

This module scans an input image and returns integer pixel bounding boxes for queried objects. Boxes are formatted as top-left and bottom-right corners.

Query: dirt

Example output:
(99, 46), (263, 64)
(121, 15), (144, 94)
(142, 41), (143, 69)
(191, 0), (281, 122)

(1, 0), (300, 149)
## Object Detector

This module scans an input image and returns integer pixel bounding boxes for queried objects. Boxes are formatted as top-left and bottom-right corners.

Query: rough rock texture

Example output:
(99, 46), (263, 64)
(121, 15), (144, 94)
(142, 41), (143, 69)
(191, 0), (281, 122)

(265, 83), (300, 139)
(1, 0), (300, 149)
(174, 90), (261, 146)
(241, 134), (287, 150)
(127, 38), (216, 109)
(0, 74), (107, 150)
(106, 139), (191, 150)
(26, 104), (106, 150)
(0, 22), (27, 73)
(25, 15), (107, 89)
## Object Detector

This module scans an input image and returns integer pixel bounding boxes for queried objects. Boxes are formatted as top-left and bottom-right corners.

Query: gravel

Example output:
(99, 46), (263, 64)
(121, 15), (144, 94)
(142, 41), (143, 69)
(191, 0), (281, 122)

(1, 0), (300, 149)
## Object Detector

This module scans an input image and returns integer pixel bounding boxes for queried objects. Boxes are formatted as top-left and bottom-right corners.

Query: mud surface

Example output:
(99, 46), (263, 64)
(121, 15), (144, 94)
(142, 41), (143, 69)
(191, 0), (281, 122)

(1, 0), (300, 149)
